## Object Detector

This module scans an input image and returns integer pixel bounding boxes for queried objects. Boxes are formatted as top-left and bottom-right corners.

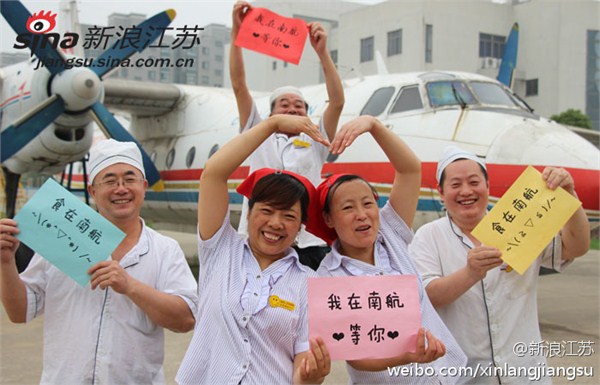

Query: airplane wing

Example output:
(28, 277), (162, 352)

(103, 78), (182, 117)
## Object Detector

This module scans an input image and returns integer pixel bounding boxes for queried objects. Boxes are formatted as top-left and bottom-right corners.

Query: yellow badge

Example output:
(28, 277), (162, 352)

(293, 139), (311, 148)
(269, 295), (296, 311)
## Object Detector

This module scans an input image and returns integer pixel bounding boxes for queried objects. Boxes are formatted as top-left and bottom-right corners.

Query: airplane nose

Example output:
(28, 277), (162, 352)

(487, 121), (600, 214)
(487, 120), (599, 170)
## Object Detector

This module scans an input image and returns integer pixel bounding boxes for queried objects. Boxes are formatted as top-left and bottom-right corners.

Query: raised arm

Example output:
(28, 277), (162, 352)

(0, 219), (28, 323)
(330, 116), (421, 227)
(542, 167), (590, 260)
(308, 22), (344, 142)
(198, 115), (329, 240)
(230, 1), (254, 129)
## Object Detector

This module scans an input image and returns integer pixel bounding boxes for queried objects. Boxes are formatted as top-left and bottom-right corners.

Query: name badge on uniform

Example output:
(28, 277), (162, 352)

(269, 295), (296, 311)
(293, 139), (311, 148)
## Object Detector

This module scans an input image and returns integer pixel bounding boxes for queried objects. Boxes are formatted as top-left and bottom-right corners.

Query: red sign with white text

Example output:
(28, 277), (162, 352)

(235, 8), (308, 65)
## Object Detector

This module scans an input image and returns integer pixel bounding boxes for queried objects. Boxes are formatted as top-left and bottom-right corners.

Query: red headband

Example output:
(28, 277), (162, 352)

(237, 168), (321, 234)
(310, 174), (351, 245)
(313, 174), (380, 245)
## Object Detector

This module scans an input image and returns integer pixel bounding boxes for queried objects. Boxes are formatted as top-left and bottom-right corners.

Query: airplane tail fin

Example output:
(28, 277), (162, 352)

(497, 22), (519, 88)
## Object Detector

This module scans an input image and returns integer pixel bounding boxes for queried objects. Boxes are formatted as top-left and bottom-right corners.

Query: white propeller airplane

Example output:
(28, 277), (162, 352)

(100, 71), (599, 231)
(2, 0), (598, 237)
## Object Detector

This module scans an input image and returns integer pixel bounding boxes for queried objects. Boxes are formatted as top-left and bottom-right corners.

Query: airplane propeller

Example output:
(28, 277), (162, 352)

(1, 96), (65, 160)
(89, 102), (165, 191)
(1, 1), (67, 75)
(0, 1), (171, 191)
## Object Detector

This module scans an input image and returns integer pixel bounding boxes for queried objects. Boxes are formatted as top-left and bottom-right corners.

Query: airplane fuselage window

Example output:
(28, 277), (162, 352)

(166, 148), (176, 169)
(390, 86), (423, 114)
(208, 144), (219, 159)
(360, 87), (395, 117)
(426, 81), (476, 108)
(185, 147), (196, 169)
(470, 82), (518, 107)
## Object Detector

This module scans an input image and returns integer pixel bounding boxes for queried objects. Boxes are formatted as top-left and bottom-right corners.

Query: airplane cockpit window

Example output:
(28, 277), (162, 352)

(426, 81), (476, 108)
(390, 86), (423, 114)
(360, 87), (395, 116)
(469, 82), (518, 107)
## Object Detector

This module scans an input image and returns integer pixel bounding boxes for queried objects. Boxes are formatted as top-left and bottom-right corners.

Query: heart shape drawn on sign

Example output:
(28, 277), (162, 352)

(332, 332), (345, 341)
(387, 331), (399, 339)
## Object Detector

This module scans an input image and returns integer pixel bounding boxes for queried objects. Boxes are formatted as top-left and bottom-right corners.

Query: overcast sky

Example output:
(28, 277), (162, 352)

(1, 0), (388, 53)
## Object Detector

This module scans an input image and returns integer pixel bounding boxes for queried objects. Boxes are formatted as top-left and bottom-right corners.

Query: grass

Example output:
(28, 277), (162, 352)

(591, 237), (599, 250)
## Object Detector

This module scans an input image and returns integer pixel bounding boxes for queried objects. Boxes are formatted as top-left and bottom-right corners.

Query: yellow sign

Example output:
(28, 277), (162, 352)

(268, 295), (296, 311)
(472, 166), (581, 275)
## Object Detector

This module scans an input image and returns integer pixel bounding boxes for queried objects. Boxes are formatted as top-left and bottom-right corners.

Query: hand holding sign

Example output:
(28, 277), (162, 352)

(308, 275), (421, 361)
(294, 337), (331, 384)
(234, 7), (308, 65)
(13, 178), (125, 286)
(472, 166), (581, 274)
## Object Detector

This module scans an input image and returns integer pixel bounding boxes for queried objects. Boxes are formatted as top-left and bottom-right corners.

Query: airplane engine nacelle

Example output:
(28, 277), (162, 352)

(3, 121), (94, 175)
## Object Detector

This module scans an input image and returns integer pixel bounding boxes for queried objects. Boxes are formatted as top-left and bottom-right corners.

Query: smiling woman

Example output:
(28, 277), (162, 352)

(176, 114), (333, 385)
(310, 115), (467, 384)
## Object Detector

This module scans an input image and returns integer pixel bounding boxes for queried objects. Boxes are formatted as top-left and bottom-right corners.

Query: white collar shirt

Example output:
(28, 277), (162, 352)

(20, 219), (198, 385)
(409, 213), (566, 385)
(240, 240), (295, 315)
(317, 202), (467, 385)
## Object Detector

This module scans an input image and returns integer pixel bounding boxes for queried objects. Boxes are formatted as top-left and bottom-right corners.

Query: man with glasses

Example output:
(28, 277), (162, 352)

(0, 139), (198, 385)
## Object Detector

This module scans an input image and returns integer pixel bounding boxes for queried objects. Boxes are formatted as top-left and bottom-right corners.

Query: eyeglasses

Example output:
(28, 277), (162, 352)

(93, 176), (145, 189)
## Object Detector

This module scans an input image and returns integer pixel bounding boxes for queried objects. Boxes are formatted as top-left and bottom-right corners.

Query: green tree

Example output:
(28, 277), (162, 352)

(550, 109), (593, 129)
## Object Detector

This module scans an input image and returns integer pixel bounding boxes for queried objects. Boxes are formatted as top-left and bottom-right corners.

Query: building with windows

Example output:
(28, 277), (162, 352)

(226, 0), (599, 131)
(78, 13), (230, 87)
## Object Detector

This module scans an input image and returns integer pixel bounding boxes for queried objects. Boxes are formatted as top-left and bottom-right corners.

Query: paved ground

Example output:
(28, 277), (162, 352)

(1, 232), (598, 384)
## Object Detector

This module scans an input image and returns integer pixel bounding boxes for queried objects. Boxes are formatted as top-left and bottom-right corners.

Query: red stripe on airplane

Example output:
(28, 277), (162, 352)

(70, 162), (599, 211)
(0, 92), (32, 108)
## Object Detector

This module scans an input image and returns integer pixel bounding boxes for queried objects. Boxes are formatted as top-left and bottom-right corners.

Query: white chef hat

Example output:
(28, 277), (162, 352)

(436, 145), (486, 183)
(269, 85), (306, 106)
(88, 139), (145, 184)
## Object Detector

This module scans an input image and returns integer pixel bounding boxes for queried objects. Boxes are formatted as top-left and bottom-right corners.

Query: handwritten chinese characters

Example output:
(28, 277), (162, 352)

(327, 290), (405, 346)
(309, 275), (421, 360)
(14, 179), (125, 286)
(472, 166), (581, 275)
(235, 8), (308, 65)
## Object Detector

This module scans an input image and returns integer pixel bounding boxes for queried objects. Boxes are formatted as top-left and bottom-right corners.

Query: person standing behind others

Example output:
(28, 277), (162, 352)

(176, 114), (331, 385)
(409, 145), (590, 384)
(0, 139), (198, 385)
(312, 116), (467, 384)
(230, 1), (344, 270)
